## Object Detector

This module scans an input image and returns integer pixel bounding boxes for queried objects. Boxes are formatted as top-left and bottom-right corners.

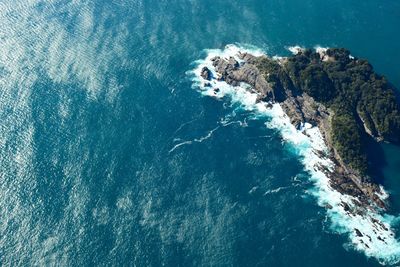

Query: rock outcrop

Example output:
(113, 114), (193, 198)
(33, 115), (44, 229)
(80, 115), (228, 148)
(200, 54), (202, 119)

(201, 67), (212, 80)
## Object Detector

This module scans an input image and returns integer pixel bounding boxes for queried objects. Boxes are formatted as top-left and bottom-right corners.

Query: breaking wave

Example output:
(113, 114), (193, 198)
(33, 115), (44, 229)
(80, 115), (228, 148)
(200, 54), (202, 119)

(188, 44), (400, 265)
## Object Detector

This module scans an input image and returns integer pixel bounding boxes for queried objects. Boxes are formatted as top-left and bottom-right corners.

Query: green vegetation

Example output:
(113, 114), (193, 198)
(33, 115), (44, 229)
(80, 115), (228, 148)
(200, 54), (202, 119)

(256, 57), (294, 101)
(300, 64), (336, 103)
(256, 48), (400, 175)
(331, 105), (368, 173)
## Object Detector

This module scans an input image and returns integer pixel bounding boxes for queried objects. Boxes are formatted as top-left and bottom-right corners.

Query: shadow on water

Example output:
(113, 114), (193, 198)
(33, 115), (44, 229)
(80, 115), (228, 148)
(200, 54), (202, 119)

(365, 135), (388, 185)
(367, 81), (400, 185)
(388, 81), (400, 102)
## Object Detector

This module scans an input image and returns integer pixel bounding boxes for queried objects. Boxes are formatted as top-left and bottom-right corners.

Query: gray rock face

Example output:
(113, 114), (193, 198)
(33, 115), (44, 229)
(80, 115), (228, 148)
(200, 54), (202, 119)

(211, 55), (325, 127)
(211, 55), (274, 96)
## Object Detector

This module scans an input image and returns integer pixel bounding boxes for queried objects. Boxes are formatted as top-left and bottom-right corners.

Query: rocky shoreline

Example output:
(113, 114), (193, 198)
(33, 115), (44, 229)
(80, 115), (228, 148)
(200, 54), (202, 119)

(201, 50), (388, 211)
(193, 45), (400, 263)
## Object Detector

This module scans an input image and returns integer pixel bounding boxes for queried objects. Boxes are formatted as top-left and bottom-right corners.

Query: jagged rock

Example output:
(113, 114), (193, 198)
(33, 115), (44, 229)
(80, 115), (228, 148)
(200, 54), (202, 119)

(342, 202), (351, 212)
(201, 67), (212, 80)
(355, 228), (363, 237)
(211, 56), (275, 100)
(228, 57), (239, 68)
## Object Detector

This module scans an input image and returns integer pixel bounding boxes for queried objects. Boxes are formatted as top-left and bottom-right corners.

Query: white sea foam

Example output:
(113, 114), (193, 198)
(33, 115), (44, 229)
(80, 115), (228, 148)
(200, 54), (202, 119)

(169, 126), (220, 153)
(314, 46), (333, 62)
(315, 46), (328, 55)
(287, 45), (305, 55)
(169, 115), (246, 153)
(264, 186), (289, 196)
(189, 44), (400, 265)
(315, 46), (356, 61)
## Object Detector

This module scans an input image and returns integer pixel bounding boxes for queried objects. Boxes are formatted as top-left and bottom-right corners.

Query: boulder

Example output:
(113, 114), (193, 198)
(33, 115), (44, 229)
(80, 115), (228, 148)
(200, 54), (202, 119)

(201, 67), (212, 80)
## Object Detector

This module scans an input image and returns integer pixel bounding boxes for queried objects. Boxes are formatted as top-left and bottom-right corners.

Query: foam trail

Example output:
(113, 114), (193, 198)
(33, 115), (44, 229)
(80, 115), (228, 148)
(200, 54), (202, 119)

(169, 126), (220, 153)
(169, 113), (245, 153)
(169, 141), (194, 153)
(172, 117), (201, 136)
(188, 44), (400, 265)
(263, 186), (290, 196)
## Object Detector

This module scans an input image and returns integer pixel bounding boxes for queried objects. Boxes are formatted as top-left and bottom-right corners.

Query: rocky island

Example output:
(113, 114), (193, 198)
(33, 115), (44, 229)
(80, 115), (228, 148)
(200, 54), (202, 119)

(201, 47), (400, 209)
(194, 45), (400, 259)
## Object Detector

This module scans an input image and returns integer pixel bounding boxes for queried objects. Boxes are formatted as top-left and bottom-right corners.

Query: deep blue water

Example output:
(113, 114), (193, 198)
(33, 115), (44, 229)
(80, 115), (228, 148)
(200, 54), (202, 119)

(0, 0), (400, 266)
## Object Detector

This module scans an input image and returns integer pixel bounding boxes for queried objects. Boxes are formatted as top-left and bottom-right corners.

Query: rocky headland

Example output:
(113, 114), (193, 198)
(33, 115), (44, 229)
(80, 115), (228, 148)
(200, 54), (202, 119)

(200, 47), (400, 212)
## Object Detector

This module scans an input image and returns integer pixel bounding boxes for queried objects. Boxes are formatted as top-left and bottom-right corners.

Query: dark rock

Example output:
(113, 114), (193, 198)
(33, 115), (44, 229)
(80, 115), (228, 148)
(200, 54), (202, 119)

(354, 228), (363, 237)
(341, 202), (351, 212)
(228, 57), (239, 68)
(201, 67), (212, 80)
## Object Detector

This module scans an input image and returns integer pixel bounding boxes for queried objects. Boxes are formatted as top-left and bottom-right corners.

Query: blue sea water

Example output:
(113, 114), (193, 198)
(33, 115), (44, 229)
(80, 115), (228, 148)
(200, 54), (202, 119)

(0, 0), (400, 266)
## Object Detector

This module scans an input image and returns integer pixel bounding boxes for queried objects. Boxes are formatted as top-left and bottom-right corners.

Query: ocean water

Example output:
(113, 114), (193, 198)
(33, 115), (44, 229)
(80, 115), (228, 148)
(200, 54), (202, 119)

(1, 0), (400, 266)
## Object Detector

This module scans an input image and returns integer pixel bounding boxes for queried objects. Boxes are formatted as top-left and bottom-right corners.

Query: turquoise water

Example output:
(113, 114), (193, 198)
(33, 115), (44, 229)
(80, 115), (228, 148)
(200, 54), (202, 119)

(0, 0), (399, 266)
